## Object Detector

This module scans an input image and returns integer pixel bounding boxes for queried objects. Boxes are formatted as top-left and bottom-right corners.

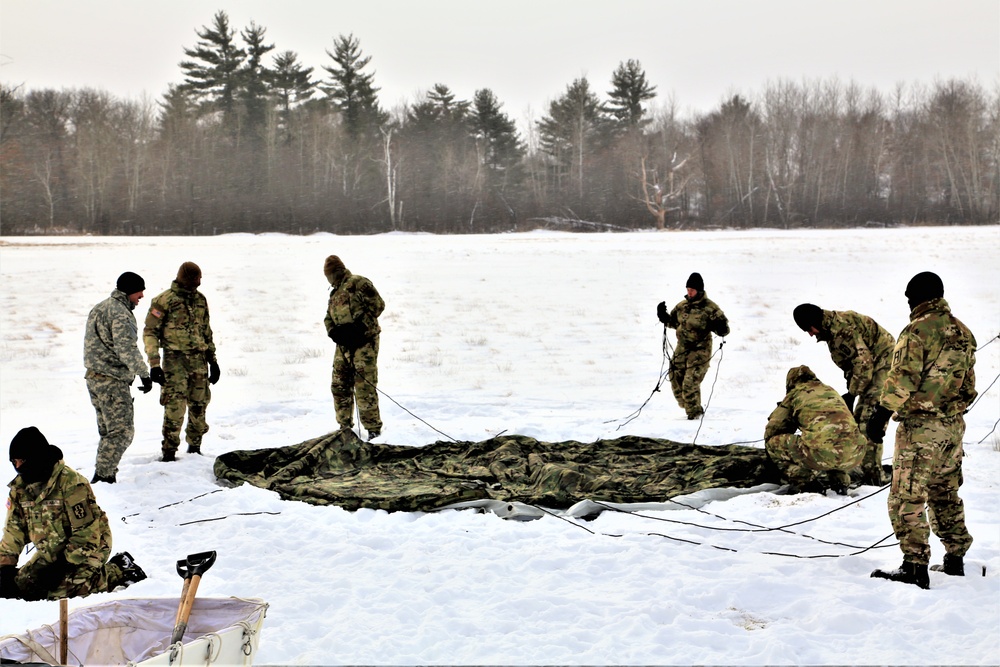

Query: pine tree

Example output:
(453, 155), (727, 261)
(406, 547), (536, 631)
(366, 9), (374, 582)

(272, 50), (315, 144)
(605, 59), (657, 130)
(239, 21), (274, 149)
(321, 34), (386, 141)
(470, 88), (524, 177)
(179, 11), (245, 136)
(537, 77), (605, 199)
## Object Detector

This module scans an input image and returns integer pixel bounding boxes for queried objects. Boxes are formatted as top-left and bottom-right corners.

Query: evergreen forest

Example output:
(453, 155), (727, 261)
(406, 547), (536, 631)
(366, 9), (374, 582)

(1, 11), (997, 235)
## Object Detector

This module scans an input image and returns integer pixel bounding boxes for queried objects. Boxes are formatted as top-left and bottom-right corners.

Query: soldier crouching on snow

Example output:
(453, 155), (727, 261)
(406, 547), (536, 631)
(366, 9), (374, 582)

(764, 365), (866, 494)
(324, 255), (385, 440)
(1, 427), (146, 601)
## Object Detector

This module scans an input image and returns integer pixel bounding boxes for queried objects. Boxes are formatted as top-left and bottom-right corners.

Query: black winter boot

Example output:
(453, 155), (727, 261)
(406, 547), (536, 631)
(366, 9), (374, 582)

(91, 472), (116, 484)
(930, 553), (964, 576)
(871, 561), (930, 589)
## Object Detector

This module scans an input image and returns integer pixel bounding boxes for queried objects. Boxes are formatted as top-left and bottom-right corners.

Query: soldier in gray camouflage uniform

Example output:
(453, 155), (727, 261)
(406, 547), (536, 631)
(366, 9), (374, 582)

(84, 272), (152, 483)
(764, 365), (866, 493)
(793, 303), (896, 485)
(868, 272), (976, 589)
(1, 427), (145, 601)
(143, 262), (220, 461)
(324, 255), (385, 439)
(656, 272), (730, 420)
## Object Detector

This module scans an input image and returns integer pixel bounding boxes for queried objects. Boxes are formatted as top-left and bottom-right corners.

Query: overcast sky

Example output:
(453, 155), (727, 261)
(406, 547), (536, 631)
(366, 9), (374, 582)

(1, 0), (997, 120)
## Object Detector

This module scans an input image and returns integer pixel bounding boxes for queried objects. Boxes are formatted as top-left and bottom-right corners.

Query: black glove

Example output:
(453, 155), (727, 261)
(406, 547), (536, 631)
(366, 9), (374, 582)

(24, 557), (68, 599)
(656, 301), (668, 324)
(710, 319), (729, 337)
(150, 367), (165, 385)
(138, 375), (153, 394)
(208, 360), (221, 385)
(842, 392), (856, 413)
(329, 321), (369, 350)
(0, 565), (18, 599)
(866, 404), (893, 444)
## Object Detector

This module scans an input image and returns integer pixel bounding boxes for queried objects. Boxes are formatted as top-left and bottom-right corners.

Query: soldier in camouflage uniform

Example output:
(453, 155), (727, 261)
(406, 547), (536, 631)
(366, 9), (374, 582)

(1, 427), (145, 601)
(656, 272), (730, 419)
(84, 272), (153, 484)
(793, 303), (896, 485)
(324, 255), (385, 439)
(868, 272), (976, 590)
(143, 262), (220, 461)
(764, 365), (866, 493)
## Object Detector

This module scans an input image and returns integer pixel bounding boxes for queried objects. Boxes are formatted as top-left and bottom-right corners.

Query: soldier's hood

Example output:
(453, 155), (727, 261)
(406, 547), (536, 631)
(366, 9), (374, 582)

(785, 365), (817, 392)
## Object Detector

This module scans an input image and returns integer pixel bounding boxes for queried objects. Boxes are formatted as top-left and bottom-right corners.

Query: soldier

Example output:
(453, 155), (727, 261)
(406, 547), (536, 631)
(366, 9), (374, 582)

(1, 427), (146, 601)
(656, 272), (729, 419)
(84, 271), (153, 484)
(143, 262), (220, 461)
(324, 255), (385, 439)
(764, 365), (866, 493)
(792, 303), (896, 485)
(868, 272), (976, 589)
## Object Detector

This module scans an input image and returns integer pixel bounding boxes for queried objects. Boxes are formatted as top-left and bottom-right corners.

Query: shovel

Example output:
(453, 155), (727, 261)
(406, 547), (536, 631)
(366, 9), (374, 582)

(170, 550), (217, 645)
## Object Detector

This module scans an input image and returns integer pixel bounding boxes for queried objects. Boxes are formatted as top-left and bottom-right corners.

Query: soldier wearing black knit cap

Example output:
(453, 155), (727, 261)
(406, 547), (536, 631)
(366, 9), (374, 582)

(84, 271), (153, 483)
(792, 302), (895, 485)
(1, 427), (146, 600)
(656, 272), (730, 420)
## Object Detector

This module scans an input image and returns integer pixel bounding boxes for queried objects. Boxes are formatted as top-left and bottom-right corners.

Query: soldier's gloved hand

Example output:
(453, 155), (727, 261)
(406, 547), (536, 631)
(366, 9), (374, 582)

(0, 565), (19, 599)
(656, 301), (668, 324)
(209, 360), (221, 385)
(866, 404), (892, 444)
(150, 367), (165, 385)
(842, 392), (855, 413)
(138, 375), (153, 394)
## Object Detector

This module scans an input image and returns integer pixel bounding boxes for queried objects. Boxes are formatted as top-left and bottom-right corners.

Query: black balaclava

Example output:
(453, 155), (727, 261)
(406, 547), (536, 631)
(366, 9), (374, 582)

(905, 271), (944, 311)
(9, 426), (63, 485)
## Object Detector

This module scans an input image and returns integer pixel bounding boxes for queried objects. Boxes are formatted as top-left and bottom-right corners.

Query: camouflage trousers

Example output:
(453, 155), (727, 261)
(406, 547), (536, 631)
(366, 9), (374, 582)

(765, 429), (865, 487)
(86, 372), (136, 478)
(160, 350), (211, 453)
(669, 346), (711, 418)
(332, 337), (381, 434)
(855, 375), (889, 485)
(888, 414), (973, 565)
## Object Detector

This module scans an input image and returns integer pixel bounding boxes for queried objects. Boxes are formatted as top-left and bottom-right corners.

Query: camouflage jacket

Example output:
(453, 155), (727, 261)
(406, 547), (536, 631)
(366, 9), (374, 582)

(880, 298), (977, 419)
(665, 291), (729, 354)
(765, 366), (862, 448)
(83, 289), (149, 382)
(325, 271), (385, 348)
(1, 462), (112, 575)
(820, 309), (895, 397)
(143, 281), (216, 365)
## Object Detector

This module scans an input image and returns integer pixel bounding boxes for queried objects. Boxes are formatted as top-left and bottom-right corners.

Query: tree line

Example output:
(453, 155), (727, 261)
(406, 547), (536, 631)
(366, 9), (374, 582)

(1, 10), (997, 235)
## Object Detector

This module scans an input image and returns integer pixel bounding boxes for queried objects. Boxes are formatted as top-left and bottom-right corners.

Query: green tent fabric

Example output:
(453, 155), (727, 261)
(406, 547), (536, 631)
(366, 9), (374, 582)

(213, 429), (782, 513)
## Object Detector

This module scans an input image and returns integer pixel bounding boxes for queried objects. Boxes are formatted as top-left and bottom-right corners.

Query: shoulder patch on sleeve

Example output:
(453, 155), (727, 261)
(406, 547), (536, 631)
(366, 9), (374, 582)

(150, 308), (164, 319)
(66, 489), (94, 528)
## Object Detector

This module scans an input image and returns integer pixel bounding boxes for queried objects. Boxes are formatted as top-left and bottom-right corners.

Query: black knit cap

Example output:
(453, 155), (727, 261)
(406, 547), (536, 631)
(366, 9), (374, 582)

(9, 426), (63, 484)
(686, 272), (704, 291)
(116, 271), (145, 295)
(793, 304), (823, 332)
(905, 271), (944, 306)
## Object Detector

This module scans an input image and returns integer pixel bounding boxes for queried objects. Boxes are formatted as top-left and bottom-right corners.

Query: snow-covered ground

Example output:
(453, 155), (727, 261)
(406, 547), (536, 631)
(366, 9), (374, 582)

(1, 226), (998, 665)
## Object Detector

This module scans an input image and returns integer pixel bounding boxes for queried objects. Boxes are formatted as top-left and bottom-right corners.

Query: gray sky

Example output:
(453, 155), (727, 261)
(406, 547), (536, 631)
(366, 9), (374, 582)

(1, 0), (997, 120)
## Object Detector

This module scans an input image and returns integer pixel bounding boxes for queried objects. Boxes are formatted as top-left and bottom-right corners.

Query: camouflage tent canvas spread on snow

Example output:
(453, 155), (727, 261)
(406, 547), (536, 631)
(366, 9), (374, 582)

(213, 429), (783, 513)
